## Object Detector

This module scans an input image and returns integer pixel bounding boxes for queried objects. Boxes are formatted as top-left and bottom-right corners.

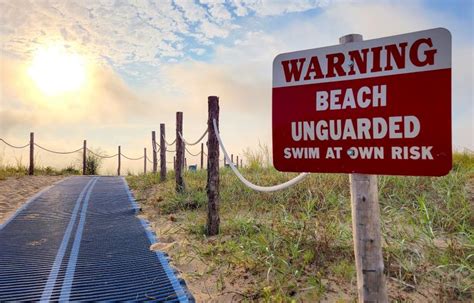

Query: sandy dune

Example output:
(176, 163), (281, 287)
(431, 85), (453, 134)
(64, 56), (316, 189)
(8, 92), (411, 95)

(0, 176), (66, 225)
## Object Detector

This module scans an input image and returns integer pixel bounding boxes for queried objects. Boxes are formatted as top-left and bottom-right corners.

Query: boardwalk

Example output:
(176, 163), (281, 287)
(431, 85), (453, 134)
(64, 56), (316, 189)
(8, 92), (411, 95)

(0, 176), (192, 301)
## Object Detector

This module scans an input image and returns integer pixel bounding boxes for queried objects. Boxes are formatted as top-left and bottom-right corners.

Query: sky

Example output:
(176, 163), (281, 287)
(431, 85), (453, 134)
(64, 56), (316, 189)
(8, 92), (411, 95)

(0, 0), (473, 174)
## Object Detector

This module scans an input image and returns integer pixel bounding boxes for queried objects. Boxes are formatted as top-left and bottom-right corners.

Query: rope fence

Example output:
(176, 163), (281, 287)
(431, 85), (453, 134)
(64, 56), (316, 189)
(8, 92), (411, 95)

(2, 96), (312, 237)
(0, 138), (29, 149)
(178, 129), (207, 146)
(212, 119), (309, 192)
(34, 143), (83, 155)
(185, 146), (201, 157)
(87, 148), (118, 159)
(121, 154), (144, 161)
(162, 136), (176, 146)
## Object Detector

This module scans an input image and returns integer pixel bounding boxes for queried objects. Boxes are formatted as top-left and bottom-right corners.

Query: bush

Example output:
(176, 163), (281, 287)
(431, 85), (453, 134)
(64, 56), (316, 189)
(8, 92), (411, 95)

(85, 150), (102, 175)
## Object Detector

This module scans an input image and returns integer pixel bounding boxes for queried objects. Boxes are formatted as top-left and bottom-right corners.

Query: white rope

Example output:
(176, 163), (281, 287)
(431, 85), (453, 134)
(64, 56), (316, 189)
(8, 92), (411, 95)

(212, 119), (309, 192)
(178, 129), (208, 146)
(162, 135), (176, 146)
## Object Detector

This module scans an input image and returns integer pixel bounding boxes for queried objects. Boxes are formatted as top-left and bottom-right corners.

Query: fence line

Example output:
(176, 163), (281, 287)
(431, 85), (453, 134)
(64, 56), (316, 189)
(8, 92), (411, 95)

(146, 156), (154, 164)
(178, 129), (207, 146)
(86, 148), (118, 159)
(0, 138), (29, 149)
(121, 153), (144, 161)
(212, 119), (308, 192)
(0, 135), (170, 176)
(34, 143), (83, 155)
(185, 146), (201, 157)
(162, 135), (176, 146)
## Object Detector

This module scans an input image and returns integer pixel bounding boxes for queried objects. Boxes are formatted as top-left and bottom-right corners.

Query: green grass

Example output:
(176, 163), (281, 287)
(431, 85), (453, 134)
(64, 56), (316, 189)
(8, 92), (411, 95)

(0, 163), (80, 180)
(128, 152), (474, 301)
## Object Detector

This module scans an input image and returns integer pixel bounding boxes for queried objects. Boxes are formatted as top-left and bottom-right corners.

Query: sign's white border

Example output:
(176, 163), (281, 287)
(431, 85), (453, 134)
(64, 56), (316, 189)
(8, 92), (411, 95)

(273, 28), (451, 88)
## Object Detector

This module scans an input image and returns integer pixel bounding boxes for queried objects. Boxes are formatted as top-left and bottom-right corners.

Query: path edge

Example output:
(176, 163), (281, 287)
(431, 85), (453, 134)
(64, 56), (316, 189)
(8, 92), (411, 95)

(121, 177), (195, 303)
(0, 176), (72, 231)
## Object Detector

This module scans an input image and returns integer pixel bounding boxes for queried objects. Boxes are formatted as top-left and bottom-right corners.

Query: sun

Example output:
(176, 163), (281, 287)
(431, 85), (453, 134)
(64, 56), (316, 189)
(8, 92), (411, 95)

(28, 45), (87, 96)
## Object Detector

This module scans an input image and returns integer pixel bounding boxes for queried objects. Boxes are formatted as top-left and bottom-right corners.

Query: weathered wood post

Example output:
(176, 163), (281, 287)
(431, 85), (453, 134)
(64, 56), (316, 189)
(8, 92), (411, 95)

(184, 157), (187, 170)
(117, 145), (121, 176)
(223, 154), (227, 166)
(341, 33), (388, 303)
(144, 147), (147, 174)
(29, 132), (34, 175)
(236, 155), (239, 168)
(160, 124), (166, 181)
(207, 96), (220, 236)
(240, 159), (243, 168)
(83, 140), (87, 175)
(173, 156), (176, 171)
(175, 112), (185, 192)
(152, 131), (158, 174)
(200, 143), (204, 169)
(231, 154), (234, 165)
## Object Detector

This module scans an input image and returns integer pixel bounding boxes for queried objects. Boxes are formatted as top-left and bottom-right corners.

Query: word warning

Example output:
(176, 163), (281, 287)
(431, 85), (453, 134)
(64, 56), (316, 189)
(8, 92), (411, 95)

(272, 28), (451, 176)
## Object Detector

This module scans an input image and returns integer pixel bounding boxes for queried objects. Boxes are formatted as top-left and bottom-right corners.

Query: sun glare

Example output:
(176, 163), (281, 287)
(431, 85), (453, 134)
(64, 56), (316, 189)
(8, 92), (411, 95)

(28, 45), (87, 96)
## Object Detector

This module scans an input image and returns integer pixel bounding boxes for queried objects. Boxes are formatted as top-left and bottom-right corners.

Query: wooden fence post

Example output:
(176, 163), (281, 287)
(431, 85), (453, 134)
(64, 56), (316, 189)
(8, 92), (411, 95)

(160, 124), (166, 181)
(240, 159), (243, 168)
(144, 147), (147, 175)
(83, 140), (87, 175)
(185, 157), (187, 170)
(224, 154), (227, 166)
(175, 112), (185, 192)
(200, 143), (204, 169)
(341, 33), (388, 303)
(117, 146), (121, 176)
(29, 132), (34, 175)
(152, 131), (157, 174)
(207, 96), (220, 236)
(236, 155), (239, 168)
(231, 154), (234, 165)
(173, 156), (176, 171)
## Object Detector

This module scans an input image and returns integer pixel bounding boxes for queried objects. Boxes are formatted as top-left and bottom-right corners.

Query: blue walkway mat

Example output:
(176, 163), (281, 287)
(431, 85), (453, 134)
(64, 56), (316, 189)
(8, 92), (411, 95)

(0, 176), (193, 301)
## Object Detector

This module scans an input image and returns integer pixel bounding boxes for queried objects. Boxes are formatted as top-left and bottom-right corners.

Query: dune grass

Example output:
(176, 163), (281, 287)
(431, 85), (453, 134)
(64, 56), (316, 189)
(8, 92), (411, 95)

(128, 153), (473, 301)
(0, 155), (81, 180)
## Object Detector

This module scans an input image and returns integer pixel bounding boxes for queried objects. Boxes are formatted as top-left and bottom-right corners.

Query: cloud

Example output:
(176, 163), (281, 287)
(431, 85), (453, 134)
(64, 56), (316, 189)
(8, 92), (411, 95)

(0, 0), (331, 68)
(147, 0), (473, 152)
(0, 54), (147, 134)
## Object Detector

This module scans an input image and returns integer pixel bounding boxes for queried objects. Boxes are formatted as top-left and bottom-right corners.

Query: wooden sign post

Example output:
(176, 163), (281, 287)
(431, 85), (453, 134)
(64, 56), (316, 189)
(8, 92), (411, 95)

(29, 132), (34, 175)
(117, 145), (121, 176)
(207, 96), (220, 236)
(175, 112), (185, 192)
(272, 28), (451, 302)
(200, 142), (204, 169)
(152, 131), (158, 174)
(160, 124), (166, 182)
(83, 140), (87, 175)
(342, 34), (388, 303)
(144, 147), (147, 175)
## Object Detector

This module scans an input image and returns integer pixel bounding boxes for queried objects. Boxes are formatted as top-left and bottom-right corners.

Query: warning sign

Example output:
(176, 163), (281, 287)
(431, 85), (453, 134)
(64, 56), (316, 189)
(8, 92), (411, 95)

(272, 28), (451, 176)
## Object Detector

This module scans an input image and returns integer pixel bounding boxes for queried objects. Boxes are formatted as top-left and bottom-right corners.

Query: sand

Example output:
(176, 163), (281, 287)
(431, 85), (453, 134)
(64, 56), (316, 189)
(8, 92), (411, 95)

(0, 175), (66, 225)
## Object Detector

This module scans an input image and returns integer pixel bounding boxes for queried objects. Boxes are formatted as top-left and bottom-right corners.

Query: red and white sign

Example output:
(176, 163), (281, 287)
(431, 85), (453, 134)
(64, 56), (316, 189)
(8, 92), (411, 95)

(272, 28), (451, 176)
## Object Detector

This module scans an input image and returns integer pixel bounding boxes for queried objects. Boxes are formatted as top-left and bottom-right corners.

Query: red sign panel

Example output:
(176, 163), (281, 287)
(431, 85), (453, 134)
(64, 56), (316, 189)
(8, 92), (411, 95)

(272, 28), (451, 176)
